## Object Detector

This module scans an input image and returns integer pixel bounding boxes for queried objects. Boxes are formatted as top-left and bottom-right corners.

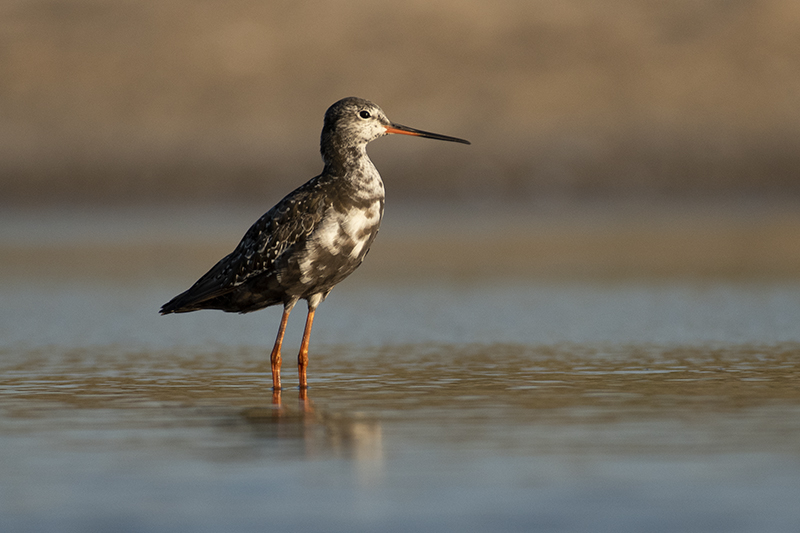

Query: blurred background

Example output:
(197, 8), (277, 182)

(5, 0), (800, 282)
(2, 0), (800, 205)
(4, 5), (800, 531)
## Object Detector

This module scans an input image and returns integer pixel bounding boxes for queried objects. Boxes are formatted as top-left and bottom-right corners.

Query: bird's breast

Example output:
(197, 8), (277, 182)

(317, 199), (383, 259)
(297, 198), (383, 286)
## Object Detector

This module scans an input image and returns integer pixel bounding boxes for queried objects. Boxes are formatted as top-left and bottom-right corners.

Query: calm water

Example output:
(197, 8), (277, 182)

(2, 206), (800, 532)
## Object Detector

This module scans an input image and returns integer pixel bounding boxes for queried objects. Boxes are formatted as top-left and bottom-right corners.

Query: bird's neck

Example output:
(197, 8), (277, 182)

(321, 138), (365, 168)
(322, 145), (384, 200)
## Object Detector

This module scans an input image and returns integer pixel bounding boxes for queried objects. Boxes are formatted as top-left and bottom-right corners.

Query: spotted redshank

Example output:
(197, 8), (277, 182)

(160, 97), (470, 389)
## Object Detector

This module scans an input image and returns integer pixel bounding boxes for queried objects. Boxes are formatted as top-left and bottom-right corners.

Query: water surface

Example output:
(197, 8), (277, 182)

(2, 205), (800, 532)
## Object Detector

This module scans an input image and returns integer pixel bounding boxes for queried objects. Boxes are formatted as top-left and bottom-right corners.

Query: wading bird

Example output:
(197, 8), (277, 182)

(161, 97), (470, 389)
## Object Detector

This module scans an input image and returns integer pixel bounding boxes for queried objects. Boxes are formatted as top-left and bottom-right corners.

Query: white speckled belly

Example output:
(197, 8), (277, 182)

(340, 202), (382, 258)
(299, 200), (383, 285)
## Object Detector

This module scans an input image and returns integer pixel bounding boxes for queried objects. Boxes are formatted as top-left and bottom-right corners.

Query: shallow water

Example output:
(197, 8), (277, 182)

(2, 205), (800, 532)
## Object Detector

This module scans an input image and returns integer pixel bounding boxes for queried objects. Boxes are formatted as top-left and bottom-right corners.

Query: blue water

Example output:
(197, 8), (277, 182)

(2, 206), (800, 533)
(2, 278), (799, 349)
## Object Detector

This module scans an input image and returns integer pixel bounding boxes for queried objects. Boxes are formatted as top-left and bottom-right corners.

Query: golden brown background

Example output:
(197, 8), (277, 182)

(3, 0), (799, 204)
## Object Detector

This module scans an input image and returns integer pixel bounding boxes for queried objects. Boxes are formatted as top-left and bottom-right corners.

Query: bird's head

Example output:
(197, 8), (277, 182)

(320, 97), (470, 166)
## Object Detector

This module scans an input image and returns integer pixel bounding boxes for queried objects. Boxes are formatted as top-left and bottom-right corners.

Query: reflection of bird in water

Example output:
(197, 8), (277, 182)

(161, 97), (470, 390)
(241, 390), (384, 468)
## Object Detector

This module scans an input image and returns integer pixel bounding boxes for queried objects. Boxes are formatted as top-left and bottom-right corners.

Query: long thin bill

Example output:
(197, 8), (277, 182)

(385, 123), (471, 145)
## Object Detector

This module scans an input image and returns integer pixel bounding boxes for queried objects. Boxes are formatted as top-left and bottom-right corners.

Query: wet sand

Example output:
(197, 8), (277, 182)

(3, 201), (800, 280)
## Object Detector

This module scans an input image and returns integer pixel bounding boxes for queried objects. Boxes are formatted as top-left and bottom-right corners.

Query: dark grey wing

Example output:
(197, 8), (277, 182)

(160, 177), (328, 313)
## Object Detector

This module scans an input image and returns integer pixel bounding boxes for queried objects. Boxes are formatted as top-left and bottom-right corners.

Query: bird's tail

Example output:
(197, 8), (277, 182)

(159, 288), (206, 315)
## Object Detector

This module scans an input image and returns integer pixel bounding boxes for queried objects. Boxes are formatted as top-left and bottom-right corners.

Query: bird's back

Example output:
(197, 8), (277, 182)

(160, 171), (383, 315)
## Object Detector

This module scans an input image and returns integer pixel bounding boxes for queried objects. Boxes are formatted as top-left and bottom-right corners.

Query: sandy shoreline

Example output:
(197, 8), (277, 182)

(3, 202), (800, 280)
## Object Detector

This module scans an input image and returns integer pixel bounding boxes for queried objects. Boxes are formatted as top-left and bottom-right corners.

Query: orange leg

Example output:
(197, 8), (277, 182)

(298, 307), (316, 389)
(270, 306), (291, 390)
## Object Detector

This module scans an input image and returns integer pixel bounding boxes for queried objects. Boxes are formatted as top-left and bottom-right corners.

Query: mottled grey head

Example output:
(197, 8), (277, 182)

(320, 97), (470, 168)
(322, 97), (390, 151)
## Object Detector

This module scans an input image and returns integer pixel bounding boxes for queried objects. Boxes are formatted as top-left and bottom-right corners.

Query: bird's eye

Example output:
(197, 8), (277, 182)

(359, 110), (371, 119)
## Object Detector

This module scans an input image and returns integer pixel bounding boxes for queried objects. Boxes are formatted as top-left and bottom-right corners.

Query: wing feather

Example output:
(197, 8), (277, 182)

(160, 177), (328, 313)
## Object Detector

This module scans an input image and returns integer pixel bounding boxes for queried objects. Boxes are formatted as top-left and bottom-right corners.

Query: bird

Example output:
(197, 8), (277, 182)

(160, 97), (470, 390)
